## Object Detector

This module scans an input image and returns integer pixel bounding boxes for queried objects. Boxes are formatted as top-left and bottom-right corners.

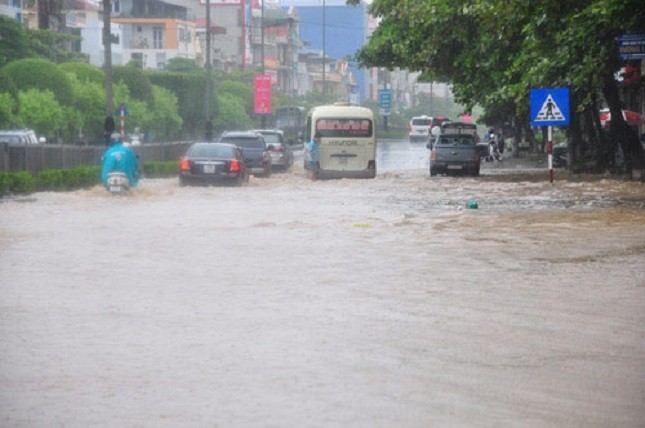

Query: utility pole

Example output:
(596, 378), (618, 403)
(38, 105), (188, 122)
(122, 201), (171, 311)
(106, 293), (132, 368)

(322, 0), (325, 96)
(103, 0), (115, 145)
(204, 0), (213, 141)
(260, 0), (266, 128)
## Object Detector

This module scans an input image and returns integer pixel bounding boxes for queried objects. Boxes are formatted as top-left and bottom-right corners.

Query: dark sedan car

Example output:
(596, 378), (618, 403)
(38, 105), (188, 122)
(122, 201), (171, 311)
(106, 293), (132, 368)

(219, 131), (272, 177)
(179, 142), (248, 186)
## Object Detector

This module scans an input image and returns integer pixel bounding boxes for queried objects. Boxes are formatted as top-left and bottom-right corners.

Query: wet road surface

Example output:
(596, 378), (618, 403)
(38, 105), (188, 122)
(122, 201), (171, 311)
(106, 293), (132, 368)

(1, 139), (644, 427)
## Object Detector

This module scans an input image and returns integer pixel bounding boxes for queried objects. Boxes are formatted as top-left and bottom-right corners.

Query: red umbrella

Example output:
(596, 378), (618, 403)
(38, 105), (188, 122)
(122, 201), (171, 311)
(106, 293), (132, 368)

(599, 109), (644, 126)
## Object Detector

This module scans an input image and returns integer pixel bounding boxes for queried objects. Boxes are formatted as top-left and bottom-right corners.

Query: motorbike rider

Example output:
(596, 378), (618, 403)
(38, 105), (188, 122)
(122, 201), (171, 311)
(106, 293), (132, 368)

(101, 133), (140, 189)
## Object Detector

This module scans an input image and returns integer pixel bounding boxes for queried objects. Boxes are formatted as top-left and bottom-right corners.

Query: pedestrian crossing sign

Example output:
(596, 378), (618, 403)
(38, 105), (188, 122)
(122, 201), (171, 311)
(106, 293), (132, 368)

(530, 88), (570, 126)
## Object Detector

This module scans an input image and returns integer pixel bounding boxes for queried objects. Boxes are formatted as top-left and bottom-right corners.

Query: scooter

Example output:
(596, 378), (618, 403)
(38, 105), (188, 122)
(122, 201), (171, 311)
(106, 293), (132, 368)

(106, 171), (130, 195)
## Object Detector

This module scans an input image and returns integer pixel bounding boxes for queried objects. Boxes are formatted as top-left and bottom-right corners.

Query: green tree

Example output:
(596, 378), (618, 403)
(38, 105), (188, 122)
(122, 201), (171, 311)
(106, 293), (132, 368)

(0, 58), (74, 106)
(67, 74), (105, 143)
(113, 65), (155, 107)
(0, 92), (17, 127)
(0, 16), (33, 68)
(219, 80), (254, 117)
(166, 57), (202, 74)
(214, 93), (253, 134)
(353, 0), (645, 173)
(59, 61), (104, 85)
(147, 86), (183, 140)
(14, 88), (65, 141)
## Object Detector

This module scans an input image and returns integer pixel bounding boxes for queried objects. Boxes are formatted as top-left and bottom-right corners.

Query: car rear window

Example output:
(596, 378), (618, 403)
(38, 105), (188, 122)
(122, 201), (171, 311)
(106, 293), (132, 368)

(222, 137), (265, 149)
(260, 133), (282, 145)
(189, 144), (234, 158)
(435, 135), (475, 147)
(412, 118), (431, 126)
(316, 118), (373, 137)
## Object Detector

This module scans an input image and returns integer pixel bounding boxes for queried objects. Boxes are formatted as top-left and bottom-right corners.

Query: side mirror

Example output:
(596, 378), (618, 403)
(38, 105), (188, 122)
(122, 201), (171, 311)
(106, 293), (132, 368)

(425, 142), (433, 150)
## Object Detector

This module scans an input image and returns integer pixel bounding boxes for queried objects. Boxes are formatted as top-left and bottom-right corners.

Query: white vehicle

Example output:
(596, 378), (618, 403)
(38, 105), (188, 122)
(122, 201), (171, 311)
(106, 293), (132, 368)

(0, 129), (39, 145)
(408, 115), (432, 142)
(304, 103), (376, 179)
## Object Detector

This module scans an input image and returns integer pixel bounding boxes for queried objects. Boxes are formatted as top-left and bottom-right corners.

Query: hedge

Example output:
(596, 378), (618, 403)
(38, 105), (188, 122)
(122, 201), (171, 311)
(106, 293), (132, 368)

(1, 161), (178, 196)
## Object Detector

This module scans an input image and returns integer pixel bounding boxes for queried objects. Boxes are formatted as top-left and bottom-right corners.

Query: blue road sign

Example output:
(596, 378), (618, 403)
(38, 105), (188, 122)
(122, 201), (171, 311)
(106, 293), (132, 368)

(530, 88), (570, 126)
(379, 89), (392, 116)
(618, 34), (645, 60)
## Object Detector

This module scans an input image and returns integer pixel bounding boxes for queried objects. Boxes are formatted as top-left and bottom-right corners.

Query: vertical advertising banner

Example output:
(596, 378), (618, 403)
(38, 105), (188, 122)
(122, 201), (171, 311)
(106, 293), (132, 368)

(254, 74), (272, 115)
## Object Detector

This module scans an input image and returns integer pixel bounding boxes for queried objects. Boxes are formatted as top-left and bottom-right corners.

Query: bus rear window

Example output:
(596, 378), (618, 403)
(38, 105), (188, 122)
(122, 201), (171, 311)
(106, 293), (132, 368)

(316, 118), (373, 137)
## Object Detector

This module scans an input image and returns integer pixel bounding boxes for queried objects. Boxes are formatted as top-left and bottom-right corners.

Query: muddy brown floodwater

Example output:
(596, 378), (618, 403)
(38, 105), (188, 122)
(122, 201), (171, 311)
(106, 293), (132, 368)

(1, 149), (644, 427)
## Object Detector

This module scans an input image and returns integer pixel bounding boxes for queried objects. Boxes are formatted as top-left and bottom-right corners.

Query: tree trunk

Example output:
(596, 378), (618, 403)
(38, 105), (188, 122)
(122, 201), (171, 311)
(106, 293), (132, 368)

(602, 72), (643, 175)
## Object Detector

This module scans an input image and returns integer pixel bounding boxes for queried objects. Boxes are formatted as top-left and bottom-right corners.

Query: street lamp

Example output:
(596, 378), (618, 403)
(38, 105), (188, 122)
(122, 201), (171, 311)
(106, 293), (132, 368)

(322, 0), (325, 96)
(204, 0), (213, 141)
(103, 0), (115, 145)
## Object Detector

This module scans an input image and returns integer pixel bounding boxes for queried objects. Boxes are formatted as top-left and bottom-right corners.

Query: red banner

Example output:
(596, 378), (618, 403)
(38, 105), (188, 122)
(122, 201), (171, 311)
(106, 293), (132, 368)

(254, 74), (272, 115)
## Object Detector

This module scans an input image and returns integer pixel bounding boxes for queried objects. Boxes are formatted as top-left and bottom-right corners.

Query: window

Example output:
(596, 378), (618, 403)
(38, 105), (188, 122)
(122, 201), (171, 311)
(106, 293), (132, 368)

(316, 119), (373, 138)
(153, 27), (164, 49)
(113, 0), (120, 13)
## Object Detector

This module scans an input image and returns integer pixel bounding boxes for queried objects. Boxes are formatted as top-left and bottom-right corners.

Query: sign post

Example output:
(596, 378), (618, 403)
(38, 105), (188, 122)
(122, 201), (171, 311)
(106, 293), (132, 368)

(379, 88), (391, 131)
(530, 88), (570, 183)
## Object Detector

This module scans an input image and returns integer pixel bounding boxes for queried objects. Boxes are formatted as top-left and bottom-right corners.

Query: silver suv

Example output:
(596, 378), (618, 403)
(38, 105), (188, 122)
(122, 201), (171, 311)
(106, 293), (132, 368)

(0, 129), (39, 145)
(408, 116), (432, 142)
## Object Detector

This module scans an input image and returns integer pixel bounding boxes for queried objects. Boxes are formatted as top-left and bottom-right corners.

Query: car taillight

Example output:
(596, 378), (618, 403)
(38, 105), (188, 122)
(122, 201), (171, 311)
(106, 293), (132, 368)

(431, 149), (436, 161)
(230, 159), (240, 172)
(180, 158), (190, 171)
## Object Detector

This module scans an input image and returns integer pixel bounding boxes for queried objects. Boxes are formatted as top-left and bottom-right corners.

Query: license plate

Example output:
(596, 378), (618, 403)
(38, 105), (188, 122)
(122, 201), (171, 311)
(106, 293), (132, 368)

(447, 164), (463, 169)
(203, 164), (216, 174)
(339, 157), (348, 165)
(109, 186), (121, 192)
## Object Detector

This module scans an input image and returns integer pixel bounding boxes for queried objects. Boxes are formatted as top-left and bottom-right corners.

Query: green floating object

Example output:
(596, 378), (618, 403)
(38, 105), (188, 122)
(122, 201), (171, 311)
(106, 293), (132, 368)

(467, 200), (478, 209)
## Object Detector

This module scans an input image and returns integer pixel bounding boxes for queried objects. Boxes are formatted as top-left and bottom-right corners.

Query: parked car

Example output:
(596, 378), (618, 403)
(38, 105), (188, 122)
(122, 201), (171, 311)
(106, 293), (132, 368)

(219, 131), (272, 177)
(254, 129), (293, 170)
(179, 142), (248, 186)
(0, 129), (39, 145)
(426, 122), (481, 176)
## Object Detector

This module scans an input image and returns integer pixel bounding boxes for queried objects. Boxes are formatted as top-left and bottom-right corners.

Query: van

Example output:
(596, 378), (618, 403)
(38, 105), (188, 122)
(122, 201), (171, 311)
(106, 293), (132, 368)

(0, 129), (39, 145)
(304, 103), (376, 179)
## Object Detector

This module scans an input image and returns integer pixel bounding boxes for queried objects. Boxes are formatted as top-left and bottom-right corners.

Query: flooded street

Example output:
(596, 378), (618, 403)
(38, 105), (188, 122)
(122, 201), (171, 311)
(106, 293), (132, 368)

(1, 140), (644, 427)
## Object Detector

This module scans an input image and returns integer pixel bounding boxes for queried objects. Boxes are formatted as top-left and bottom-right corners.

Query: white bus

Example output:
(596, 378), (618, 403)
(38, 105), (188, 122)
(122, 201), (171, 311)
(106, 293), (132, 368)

(304, 103), (376, 179)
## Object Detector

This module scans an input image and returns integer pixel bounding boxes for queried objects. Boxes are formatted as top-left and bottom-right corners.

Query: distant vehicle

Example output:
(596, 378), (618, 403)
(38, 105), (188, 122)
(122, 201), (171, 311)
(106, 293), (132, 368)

(219, 131), (272, 178)
(0, 129), (39, 145)
(408, 115), (432, 142)
(254, 129), (293, 170)
(179, 142), (248, 186)
(427, 121), (481, 177)
(304, 103), (376, 179)
(409, 116), (451, 142)
(275, 106), (306, 146)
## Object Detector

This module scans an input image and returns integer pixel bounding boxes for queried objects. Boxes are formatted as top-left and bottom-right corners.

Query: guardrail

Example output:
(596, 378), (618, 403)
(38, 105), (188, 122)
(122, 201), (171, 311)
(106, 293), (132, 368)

(0, 141), (194, 173)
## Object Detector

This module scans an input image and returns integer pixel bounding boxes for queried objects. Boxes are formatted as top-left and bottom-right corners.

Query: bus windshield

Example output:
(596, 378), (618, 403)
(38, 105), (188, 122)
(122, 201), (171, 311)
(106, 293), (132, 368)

(315, 118), (373, 138)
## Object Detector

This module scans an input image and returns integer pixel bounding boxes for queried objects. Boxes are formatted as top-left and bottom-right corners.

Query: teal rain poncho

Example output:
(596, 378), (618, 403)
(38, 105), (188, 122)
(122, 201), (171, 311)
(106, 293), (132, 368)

(101, 143), (140, 188)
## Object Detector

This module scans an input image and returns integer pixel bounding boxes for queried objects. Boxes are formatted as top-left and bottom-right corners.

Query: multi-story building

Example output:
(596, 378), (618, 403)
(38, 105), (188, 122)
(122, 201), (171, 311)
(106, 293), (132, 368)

(277, 0), (370, 103)
(111, 0), (196, 69)
(171, 0), (245, 70)
(249, 1), (300, 94)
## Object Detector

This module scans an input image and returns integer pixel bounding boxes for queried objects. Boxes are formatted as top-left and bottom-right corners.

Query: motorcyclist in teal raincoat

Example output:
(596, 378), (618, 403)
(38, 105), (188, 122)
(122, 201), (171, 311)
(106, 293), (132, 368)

(101, 133), (140, 188)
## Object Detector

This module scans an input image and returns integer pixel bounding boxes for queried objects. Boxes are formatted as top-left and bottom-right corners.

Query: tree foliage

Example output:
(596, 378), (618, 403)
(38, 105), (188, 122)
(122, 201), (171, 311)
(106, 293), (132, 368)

(59, 61), (104, 85)
(0, 58), (75, 106)
(113, 65), (155, 107)
(14, 89), (65, 140)
(356, 0), (645, 172)
(0, 16), (33, 68)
